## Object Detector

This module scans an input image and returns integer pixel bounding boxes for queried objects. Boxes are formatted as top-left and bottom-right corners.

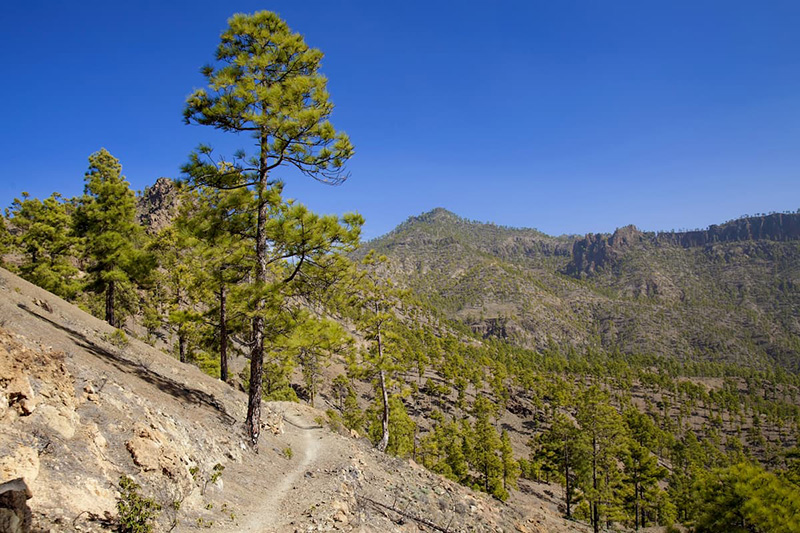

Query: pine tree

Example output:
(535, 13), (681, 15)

(5, 192), (81, 298)
(348, 252), (407, 452)
(622, 409), (669, 529)
(623, 441), (667, 530)
(368, 395), (415, 458)
(575, 387), (628, 533)
(179, 186), (253, 381)
(472, 396), (506, 500)
(538, 412), (581, 517)
(74, 149), (152, 326)
(694, 462), (800, 533)
(0, 215), (10, 263)
(261, 341), (299, 401)
(183, 11), (355, 447)
(669, 430), (707, 522)
(342, 389), (365, 434)
(500, 429), (521, 491)
(287, 315), (352, 407)
(148, 223), (200, 364)
(445, 424), (470, 483)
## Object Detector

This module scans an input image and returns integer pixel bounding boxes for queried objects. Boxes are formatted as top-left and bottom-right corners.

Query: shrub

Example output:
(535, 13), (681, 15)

(116, 475), (161, 533)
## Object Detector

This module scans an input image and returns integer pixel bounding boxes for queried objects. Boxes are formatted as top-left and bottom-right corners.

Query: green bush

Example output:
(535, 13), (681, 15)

(116, 475), (160, 533)
(105, 328), (130, 349)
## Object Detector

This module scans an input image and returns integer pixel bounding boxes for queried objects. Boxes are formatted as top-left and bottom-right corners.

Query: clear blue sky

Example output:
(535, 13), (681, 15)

(1, 1), (799, 239)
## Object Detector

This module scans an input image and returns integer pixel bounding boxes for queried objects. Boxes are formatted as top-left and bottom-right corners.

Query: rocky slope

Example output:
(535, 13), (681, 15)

(136, 178), (181, 234)
(362, 208), (800, 370)
(0, 266), (585, 533)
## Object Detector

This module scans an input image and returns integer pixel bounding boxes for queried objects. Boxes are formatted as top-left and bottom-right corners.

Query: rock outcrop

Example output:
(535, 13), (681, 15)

(568, 213), (800, 276)
(136, 177), (180, 234)
(0, 479), (32, 533)
(661, 212), (800, 248)
(568, 224), (645, 275)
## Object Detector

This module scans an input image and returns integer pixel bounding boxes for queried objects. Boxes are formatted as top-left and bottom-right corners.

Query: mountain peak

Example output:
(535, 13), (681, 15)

(386, 208), (465, 235)
(417, 207), (460, 221)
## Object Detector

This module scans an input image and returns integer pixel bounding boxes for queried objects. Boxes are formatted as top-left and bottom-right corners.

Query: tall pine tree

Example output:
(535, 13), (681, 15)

(6, 192), (81, 299)
(538, 412), (581, 518)
(183, 11), (354, 448)
(347, 252), (409, 452)
(472, 396), (506, 500)
(178, 185), (253, 380)
(576, 387), (628, 533)
(74, 149), (152, 326)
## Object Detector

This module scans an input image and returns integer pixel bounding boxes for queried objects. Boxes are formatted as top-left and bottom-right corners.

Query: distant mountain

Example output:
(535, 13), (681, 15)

(361, 208), (800, 371)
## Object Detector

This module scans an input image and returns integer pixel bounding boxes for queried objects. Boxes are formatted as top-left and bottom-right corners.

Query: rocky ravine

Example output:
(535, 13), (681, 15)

(0, 267), (585, 533)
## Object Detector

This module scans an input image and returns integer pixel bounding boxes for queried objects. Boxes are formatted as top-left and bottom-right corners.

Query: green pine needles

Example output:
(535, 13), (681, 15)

(75, 149), (153, 327)
(6, 192), (81, 299)
(183, 10), (358, 447)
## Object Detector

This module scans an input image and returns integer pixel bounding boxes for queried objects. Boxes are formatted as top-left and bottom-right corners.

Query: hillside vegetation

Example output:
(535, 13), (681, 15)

(364, 208), (800, 371)
(5, 174), (800, 532)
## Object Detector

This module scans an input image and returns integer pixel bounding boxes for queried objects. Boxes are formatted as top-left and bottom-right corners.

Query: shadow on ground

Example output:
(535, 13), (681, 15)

(17, 303), (237, 426)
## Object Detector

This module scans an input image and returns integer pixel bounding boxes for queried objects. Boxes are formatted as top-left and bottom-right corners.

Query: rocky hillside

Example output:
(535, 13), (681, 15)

(568, 213), (800, 275)
(136, 177), (181, 234)
(362, 208), (800, 371)
(0, 266), (584, 533)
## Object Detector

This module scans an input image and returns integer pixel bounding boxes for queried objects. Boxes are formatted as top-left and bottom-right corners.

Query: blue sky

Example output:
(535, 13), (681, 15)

(1, 1), (799, 239)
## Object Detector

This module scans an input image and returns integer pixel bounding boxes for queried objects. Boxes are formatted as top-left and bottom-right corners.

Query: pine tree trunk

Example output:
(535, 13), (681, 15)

(375, 319), (390, 453)
(179, 332), (186, 363)
(484, 458), (489, 492)
(245, 143), (269, 449)
(592, 435), (599, 533)
(378, 368), (390, 452)
(605, 469), (612, 530)
(105, 280), (115, 327)
(565, 445), (572, 518)
(412, 410), (419, 461)
(219, 285), (228, 382)
(310, 359), (317, 408)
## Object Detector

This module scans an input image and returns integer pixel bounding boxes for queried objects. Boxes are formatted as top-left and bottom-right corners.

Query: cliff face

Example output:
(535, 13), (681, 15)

(136, 177), (180, 234)
(568, 225), (645, 275)
(664, 212), (800, 248)
(568, 213), (800, 276)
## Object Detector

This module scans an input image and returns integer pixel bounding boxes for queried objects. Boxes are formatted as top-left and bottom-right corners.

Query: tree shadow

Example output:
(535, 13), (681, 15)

(17, 303), (237, 426)
(522, 418), (540, 433)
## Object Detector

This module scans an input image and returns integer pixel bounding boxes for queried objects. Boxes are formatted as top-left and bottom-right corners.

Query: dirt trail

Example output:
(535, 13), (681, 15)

(241, 411), (323, 533)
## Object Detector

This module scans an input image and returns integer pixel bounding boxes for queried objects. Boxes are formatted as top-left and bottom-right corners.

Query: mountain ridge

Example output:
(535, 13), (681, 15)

(362, 207), (800, 371)
(369, 207), (800, 252)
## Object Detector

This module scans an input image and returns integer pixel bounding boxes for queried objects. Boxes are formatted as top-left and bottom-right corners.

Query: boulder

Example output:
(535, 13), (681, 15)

(0, 478), (32, 533)
(125, 424), (184, 480)
(0, 448), (39, 490)
(5, 376), (36, 417)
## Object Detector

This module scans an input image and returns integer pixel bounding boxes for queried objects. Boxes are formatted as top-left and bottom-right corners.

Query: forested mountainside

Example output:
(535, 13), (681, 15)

(362, 208), (800, 371)
(4, 169), (800, 532)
